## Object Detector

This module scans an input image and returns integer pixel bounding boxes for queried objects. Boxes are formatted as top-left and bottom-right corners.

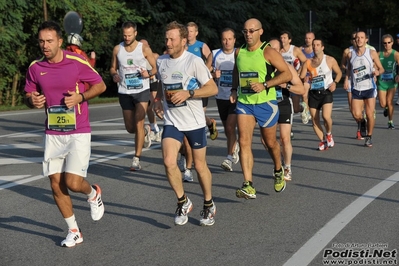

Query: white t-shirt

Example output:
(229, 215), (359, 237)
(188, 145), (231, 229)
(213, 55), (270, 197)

(157, 50), (212, 131)
(212, 48), (235, 100)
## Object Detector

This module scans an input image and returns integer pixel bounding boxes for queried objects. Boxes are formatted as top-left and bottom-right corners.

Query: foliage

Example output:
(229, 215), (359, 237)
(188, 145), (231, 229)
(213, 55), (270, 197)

(2, 0), (399, 107)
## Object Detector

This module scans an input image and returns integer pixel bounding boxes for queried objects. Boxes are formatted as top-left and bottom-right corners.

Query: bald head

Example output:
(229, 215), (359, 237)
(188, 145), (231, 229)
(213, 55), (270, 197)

(244, 18), (262, 29)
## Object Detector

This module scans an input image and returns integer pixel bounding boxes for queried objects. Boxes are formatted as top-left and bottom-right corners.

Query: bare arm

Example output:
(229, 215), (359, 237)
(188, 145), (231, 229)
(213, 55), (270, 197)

(371, 50), (384, 76)
(110, 45), (120, 83)
(263, 46), (292, 88)
(202, 43), (213, 70)
(143, 45), (157, 77)
(299, 59), (309, 80)
(280, 64), (305, 96)
(327, 56), (342, 92)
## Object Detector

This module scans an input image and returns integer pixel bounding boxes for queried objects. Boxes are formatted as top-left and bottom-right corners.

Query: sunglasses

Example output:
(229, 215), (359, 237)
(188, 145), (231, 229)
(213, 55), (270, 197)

(242, 28), (261, 34)
(383, 42), (392, 44)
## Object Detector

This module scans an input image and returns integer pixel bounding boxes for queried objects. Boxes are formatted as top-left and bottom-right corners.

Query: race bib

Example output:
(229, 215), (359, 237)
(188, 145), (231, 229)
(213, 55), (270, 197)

(219, 70), (233, 87)
(239, 72), (258, 94)
(164, 83), (187, 108)
(353, 66), (370, 83)
(125, 72), (143, 90)
(310, 75), (325, 90)
(381, 71), (394, 82)
(47, 105), (76, 132)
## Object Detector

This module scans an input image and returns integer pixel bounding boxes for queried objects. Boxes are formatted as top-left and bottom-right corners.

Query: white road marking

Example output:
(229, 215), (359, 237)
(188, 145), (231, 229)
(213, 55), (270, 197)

(283, 172), (399, 266)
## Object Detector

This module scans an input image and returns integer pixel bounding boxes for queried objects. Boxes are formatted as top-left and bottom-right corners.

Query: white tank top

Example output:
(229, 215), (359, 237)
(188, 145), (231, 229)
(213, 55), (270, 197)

(350, 48), (376, 91)
(308, 55), (334, 90)
(281, 45), (300, 70)
(117, 42), (150, 94)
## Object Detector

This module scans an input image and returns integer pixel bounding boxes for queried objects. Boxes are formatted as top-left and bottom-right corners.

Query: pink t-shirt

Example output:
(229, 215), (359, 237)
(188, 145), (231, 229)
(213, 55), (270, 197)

(25, 50), (103, 135)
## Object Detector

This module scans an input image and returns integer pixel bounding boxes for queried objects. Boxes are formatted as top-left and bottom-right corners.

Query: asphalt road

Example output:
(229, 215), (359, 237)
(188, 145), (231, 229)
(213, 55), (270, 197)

(1, 89), (398, 266)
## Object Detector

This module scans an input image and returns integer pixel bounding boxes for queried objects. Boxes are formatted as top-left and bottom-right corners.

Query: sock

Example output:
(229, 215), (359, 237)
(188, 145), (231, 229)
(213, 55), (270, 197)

(274, 168), (282, 173)
(87, 186), (96, 199)
(204, 199), (213, 208)
(227, 155), (233, 161)
(177, 194), (186, 204)
(153, 124), (160, 133)
(65, 215), (78, 230)
(357, 121), (361, 130)
(326, 132), (331, 136)
(284, 164), (291, 169)
(389, 120), (393, 123)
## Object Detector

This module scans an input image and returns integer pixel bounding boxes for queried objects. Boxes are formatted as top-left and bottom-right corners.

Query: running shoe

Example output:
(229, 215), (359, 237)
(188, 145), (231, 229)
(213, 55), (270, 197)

(144, 124), (152, 148)
(388, 121), (395, 129)
(300, 102), (309, 124)
(274, 169), (286, 193)
(236, 181), (256, 199)
(396, 100), (399, 106)
(61, 228), (83, 247)
(326, 134), (334, 148)
(130, 156), (141, 171)
(360, 119), (367, 137)
(199, 203), (216, 226)
(174, 197), (193, 225)
(318, 141), (327, 151)
(208, 119), (218, 140)
(221, 159), (233, 172)
(177, 155), (186, 172)
(87, 184), (104, 221)
(232, 141), (240, 164)
(383, 107), (388, 117)
(307, 111), (312, 122)
(183, 169), (194, 182)
(283, 166), (292, 181)
(154, 129), (162, 142)
(364, 136), (373, 147)
(356, 130), (364, 140)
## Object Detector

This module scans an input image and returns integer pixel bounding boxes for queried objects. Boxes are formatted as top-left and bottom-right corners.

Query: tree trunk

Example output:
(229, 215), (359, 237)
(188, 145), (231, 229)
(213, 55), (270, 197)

(43, 0), (47, 20)
(11, 72), (19, 107)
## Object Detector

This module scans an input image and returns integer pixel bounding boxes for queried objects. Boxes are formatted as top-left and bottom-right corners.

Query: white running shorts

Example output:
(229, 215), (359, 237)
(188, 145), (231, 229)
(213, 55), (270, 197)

(43, 133), (91, 177)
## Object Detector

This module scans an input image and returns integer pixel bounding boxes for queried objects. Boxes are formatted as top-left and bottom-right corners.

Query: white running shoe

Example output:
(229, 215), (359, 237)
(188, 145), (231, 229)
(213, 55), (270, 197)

(183, 169), (194, 182)
(61, 228), (83, 247)
(174, 197), (193, 225)
(130, 156), (141, 171)
(283, 166), (292, 181)
(87, 184), (104, 221)
(232, 142), (240, 164)
(154, 129), (162, 142)
(199, 202), (216, 226)
(221, 159), (233, 172)
(144, 124), (152, 148)
(300, 102), (309, 124)
(177, 155), (186, 172)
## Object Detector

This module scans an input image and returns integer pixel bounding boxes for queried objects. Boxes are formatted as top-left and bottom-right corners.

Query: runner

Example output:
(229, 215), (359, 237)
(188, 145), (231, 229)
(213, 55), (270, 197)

(153, 21), (218, 226)
(212, 28), (240, 172)
(300, 38), (342, 150)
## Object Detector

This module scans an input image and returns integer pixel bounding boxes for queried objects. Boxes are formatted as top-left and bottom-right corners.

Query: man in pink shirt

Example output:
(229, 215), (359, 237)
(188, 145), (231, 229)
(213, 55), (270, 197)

(24, 21), (106, 247)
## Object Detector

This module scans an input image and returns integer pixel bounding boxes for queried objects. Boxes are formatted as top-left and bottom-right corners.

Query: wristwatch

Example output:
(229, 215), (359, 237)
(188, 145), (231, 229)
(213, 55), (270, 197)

(189, 90), (195, 98)
(263, 82), (268, 89)
(286, 83), (292, 90)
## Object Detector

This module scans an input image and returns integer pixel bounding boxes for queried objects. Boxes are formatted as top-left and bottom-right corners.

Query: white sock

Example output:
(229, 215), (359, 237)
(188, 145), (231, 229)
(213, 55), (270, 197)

(65, 214), (78, 230)
(151, 123), (160, 133)
(87, 186), (96, 199)
(227, 155), (233, 161)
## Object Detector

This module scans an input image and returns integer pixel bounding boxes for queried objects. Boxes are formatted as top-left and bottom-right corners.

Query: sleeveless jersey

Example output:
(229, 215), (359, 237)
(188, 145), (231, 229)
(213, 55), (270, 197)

(350, 48), (376, 91)
(157, 50), (212, 131)
(187, 40), (207, 62)
(378, 50), (397, 86)
(302, 47), (314, 59)
(306, 55), (333, 90)
(212, 48), (235, 100)
(236, 42), (276, 104)
(281, 45), (300, 70)
(116, 42), (150, 94)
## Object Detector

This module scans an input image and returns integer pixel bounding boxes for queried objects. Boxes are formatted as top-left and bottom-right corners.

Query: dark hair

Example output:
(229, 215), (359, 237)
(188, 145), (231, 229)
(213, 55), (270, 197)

(220, 28), (235, 39)
(269, 37), (283, 50)
(280, 30), (292, 40)
(122, 21), (137, 30)
(312, 38), (324, 46)
(165, 21), (188, 39)
(38, 21), (62, 38)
